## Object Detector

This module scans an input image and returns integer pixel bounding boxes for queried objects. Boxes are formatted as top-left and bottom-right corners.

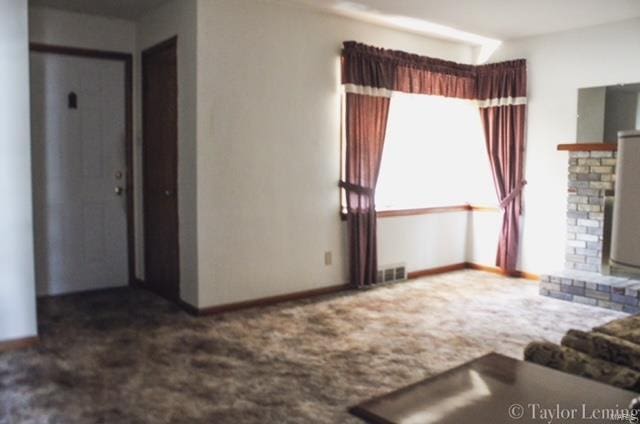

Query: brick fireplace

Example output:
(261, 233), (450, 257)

(540, 144), (640, 314)
(565, 150), (616, 273)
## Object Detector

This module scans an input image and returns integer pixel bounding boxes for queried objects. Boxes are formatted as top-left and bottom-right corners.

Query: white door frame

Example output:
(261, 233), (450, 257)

(29, 43), (136, 291)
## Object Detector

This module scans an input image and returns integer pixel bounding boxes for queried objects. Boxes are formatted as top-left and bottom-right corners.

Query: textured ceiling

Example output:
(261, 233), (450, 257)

(287, 0), (640, 40)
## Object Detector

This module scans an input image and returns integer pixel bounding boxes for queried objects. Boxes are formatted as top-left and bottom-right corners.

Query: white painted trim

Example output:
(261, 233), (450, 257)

(343, 84), (527, 107)
(343, 83), (393, 98)
(476, 96), (527, 108)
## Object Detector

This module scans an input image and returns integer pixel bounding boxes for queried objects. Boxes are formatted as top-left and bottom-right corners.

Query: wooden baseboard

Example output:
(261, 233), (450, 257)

(465, 262), (540, 281)
(180, 262), (537, 317)
(185, 284), (349, 316)
(178, 299), (199, 315)
(407, 262), (539, 281)
(0, 336), (38, 353)
(514, 271), (540, 281)
(407, 263), (467, 279)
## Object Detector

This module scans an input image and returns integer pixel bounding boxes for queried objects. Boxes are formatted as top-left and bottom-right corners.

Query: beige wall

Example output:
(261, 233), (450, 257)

(33, 0), (574, 308)
(469, 17), (640, 275)
(380, 212), (469, 272)
(29, 7), (136, 52)
(19, 3), (640, 312)
(194, 0), (474, 307)
(28, 0), (475, 310)
(0, 0), (37, 342)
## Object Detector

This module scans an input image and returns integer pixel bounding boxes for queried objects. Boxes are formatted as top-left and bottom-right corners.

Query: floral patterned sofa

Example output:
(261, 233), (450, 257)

(525, 314), (640, 392)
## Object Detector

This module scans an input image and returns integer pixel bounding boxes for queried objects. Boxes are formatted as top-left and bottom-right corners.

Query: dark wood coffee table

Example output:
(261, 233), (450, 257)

(350, 353), (639, 423)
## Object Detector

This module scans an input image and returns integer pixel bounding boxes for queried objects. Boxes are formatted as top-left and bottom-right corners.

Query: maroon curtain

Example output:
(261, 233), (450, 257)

(342, 93), (390, 287)
(341, 42), (527, 282)
(340, 41), (479, 288)
(477, 61), (527, 272)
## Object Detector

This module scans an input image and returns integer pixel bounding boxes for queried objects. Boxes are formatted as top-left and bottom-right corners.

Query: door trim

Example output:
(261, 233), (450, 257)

(141, 36), (181, 302)
(29, 43), (136, 285)
(141, 35), (178, 59)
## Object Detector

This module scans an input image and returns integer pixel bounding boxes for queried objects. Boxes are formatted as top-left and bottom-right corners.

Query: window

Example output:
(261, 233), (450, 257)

(339, 92), (496, 214)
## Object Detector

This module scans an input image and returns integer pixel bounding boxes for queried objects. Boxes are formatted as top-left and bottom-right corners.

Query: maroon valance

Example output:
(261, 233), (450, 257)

(341, 41), (526, 102)
(341, 41), (477, 99)
(476, 59), (527, 102)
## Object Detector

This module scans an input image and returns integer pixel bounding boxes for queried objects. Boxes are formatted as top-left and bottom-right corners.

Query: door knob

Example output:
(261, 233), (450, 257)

(165, 189), (173, 197)
(115, 186), (124, 196)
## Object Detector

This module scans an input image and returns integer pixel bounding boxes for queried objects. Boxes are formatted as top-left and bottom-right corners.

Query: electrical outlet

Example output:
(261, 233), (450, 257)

(324, 251), (332, 266)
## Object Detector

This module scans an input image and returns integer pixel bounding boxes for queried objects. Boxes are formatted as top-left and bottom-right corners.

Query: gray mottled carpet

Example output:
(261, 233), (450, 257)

(0, 270), (626, 423)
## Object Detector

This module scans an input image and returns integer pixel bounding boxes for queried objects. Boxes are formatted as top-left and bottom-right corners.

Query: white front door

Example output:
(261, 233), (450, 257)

(30, 52), (128, 296)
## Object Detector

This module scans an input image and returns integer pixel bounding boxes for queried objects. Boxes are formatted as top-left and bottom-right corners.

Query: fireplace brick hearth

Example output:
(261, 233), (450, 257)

(540, 147), (640, 313)
(540, 271), (640, 314)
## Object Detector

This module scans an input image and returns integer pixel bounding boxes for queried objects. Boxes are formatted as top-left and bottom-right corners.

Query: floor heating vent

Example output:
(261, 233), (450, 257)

(377, 263), (407, 284)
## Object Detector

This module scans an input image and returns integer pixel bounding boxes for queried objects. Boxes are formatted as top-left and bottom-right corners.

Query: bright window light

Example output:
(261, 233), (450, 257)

(375, 92), (496, 210)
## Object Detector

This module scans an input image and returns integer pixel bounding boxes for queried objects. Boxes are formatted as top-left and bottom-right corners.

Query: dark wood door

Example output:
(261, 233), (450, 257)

(142, 37), (180, 302)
